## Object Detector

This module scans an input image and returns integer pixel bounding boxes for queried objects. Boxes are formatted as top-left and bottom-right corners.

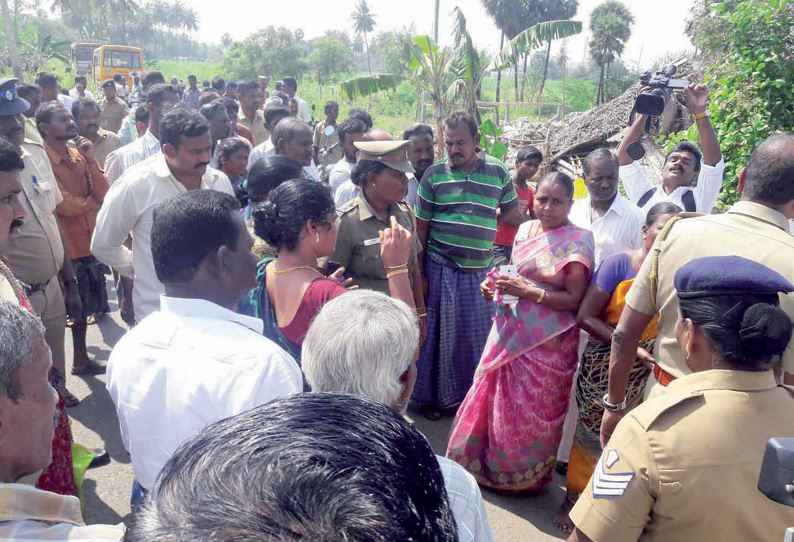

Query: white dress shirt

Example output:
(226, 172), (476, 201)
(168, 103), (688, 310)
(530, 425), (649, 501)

(619, 158), (725, 214)
(406, 173), (419, 209)
(334, 179), (360, 210)
(569, 195), (644, 265)
(107, 296), (302, 490)
(437, 456), (494, 542)
(294, 95), (312, 123)
(68, 88), (95, 101)
(103, 130), (161, 183)
(91, 153), (234, 320)
(247, 139), (275, 171)
(329, 158), (354, 195)
(247, 139), (318, 181)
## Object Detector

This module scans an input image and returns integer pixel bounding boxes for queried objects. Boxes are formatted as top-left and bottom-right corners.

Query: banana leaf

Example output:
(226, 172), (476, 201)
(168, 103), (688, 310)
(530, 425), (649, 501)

(490, 20), (583, 72)
(338, 74), (407, 101)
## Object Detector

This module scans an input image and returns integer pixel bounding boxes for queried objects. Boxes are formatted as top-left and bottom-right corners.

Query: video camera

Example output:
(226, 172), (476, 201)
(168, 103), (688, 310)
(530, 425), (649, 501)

(635, 65), (690, 117)
(758, 438), (794, 541)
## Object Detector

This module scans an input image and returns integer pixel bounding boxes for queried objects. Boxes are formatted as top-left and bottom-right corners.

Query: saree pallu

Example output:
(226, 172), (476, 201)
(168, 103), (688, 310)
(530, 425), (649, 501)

(446, 223), (594, 491)
(566, 277), (657, 495)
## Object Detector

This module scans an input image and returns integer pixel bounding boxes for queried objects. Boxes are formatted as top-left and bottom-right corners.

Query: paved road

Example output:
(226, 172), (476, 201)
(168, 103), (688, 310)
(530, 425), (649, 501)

(66, 295), (567, 541)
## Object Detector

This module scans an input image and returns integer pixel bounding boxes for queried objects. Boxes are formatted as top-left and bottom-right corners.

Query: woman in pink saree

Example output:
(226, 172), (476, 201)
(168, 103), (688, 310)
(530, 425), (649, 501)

(446, 173), (594, 491)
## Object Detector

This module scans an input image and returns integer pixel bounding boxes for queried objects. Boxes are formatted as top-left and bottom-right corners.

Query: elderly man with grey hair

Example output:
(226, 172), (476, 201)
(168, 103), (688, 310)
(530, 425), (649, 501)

(0, 302), (123, 540)
(303, 290), (494, 542)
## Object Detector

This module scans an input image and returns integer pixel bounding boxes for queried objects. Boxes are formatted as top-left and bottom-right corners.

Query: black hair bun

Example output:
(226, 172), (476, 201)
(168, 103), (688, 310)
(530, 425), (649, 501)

(740, 303), (793, 358)
(252, 200), (281, 245)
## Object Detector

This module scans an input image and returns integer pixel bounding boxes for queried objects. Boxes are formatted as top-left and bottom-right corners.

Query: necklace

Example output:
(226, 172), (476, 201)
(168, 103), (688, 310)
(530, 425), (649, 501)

(270, 264), (323, 276)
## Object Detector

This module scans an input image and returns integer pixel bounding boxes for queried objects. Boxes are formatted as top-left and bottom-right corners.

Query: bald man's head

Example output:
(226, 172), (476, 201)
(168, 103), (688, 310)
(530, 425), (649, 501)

(363, 128), (392, 142)
(741, 132), (794, 208)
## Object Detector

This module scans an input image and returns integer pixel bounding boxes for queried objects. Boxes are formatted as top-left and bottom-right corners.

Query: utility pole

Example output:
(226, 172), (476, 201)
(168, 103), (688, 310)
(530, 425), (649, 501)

(433, 0), (440, 43)
(0, 0), (24, 80)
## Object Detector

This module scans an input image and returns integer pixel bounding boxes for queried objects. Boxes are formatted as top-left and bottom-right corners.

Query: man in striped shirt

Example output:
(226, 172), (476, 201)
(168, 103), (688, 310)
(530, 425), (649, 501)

(413, 110), (525, 417)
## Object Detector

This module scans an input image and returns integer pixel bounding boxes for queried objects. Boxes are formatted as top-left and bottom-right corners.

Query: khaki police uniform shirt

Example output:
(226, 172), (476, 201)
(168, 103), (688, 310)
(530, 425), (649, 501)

(313, 120), (343, 167)
(330, 195), (421, 295)
(99, 97), (129, 134)
(625, 201), (794, 395)
(570, 369), (794, 542)
(5, 142), (65, 286)
(238, 109), (269, 147)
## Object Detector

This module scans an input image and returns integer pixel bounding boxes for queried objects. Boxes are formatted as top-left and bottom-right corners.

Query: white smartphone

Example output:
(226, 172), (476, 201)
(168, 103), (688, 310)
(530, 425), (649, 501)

(499, 265), (519, 305)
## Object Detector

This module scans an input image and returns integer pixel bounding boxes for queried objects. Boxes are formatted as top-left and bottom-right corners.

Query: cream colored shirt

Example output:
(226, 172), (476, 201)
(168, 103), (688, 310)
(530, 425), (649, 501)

(5, 143), (65, 286)
(625, 201), (794, 392)
(238, 108), (269, 147)
(91, 153), (234, 320)
(570, 370), (794, 542)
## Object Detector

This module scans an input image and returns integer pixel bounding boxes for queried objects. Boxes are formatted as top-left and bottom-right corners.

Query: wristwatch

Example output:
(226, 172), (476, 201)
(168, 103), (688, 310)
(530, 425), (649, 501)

(602, 393), (629, 412)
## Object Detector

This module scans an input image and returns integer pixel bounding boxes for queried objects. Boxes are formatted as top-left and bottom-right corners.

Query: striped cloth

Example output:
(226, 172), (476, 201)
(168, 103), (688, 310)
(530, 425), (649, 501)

(0, 483), (124, 540)
(414, 156), (518, 270)
(412, 252), (493, 408)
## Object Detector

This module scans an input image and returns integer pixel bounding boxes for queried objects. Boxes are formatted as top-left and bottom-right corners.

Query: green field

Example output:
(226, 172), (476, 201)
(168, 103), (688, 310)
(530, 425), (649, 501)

(35, 57), (599, 135)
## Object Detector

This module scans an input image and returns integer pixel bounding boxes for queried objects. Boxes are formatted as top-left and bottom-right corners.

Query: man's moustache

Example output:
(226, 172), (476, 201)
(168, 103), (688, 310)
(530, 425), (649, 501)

(195, 162), (210, 169)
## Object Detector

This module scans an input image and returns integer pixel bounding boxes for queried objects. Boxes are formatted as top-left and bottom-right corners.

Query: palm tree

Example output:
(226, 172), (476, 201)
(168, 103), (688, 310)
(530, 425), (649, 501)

(350, 0), (376, 74)
(529, 0), (578, 105)
(588, 0), (634, 104)
(480, 0), (526, 101)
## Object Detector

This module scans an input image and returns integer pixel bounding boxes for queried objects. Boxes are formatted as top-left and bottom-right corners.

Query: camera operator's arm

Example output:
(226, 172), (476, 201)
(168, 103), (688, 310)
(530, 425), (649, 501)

(685, 84), (721, 167)
(617, 113), (648, 167)
(685, 84), (724, 213)
(617, 112), (654, 204)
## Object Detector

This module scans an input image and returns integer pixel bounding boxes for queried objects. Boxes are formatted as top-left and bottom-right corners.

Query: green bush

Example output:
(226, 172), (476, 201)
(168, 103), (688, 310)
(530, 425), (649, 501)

(667, 0), (794, 207)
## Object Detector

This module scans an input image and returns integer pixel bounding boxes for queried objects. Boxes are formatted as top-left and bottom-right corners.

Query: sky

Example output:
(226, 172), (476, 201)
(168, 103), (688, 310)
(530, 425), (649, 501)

(191, 0), (695, 68)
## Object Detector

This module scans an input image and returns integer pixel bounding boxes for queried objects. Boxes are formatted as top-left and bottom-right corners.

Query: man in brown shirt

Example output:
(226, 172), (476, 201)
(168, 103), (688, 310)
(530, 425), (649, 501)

(236, 80), (268, 146)
(37, 101), (109, 376)
(72, 98), (123, 169)
(99, 79), (128, 134)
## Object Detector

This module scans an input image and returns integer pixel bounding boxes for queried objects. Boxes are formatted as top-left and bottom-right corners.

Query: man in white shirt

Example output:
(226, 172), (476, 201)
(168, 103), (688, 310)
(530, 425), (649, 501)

(103, 83), (180, 183)
(247, 103), (290, 171)
(303, 290), (494, 542)
(68, 75), (94, 102)
(35, 72), (72, 110)
(91, 105), (234, 321)
(281, 76), (311, 123)
(569, 148), (645, 265)
(273, 116), (321, 181)
(617, 84), (724, 214)
(329, 117), (366, 196)
(402, 123), (436, 208)
(106, 190), (302, 493)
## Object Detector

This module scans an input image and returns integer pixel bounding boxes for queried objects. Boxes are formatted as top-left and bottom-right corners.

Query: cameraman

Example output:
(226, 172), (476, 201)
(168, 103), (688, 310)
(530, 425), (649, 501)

(617, 84), (724, 214)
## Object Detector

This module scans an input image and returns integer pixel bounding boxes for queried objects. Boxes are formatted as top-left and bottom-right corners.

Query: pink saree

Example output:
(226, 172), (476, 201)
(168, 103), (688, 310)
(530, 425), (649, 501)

(446, 221), (594, 491)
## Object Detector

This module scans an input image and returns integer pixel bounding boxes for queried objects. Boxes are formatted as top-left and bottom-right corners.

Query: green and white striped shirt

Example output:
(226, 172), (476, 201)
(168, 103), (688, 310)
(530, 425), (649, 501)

(414, 156), (518, 270)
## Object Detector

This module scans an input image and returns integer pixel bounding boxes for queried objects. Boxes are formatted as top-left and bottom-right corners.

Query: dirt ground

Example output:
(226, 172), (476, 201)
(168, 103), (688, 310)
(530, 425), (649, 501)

(66, 291), (567, 542)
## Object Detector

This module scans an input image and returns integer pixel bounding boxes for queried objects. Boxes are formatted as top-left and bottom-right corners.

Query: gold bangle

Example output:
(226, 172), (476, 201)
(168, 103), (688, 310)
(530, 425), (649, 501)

(385, 263), (409, 270)
(537, 289), (547, 304)
(690, 112), (708, 121)
(417, 310), (427, 317)
(386, 268), (410, 279)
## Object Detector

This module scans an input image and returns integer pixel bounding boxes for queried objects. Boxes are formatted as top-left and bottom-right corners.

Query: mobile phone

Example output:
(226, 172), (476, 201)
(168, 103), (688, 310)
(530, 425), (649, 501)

(326, 261), (343, 276)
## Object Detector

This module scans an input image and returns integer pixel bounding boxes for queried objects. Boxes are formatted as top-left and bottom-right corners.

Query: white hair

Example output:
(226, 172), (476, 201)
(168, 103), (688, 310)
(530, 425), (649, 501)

(303, 290), (419, 407)
(0, 301), (45, 399)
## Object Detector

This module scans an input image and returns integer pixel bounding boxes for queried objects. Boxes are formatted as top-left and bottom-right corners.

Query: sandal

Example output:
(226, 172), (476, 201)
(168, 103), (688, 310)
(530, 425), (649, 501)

(422, 406), (444, 421)
(72, 359), (107, 376)
(63, 390), (80, 408)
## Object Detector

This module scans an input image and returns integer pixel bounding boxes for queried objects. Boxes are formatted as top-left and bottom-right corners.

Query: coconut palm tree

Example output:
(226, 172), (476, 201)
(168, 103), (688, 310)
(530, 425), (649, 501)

(350, 0), (376, 74)
(588, 0), (634, 104)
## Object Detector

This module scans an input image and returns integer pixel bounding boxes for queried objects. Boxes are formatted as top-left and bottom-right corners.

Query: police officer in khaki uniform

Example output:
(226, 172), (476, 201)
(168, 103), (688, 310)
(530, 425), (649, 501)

(0, 78), (82, 404)
(569, 255), (794, 542)
(601, 133), (794, 445)
(330, 140), (426, 323)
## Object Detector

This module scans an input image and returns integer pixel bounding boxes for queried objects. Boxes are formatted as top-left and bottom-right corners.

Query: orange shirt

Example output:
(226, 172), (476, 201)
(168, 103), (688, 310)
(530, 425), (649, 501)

(44, 143), (109, 259)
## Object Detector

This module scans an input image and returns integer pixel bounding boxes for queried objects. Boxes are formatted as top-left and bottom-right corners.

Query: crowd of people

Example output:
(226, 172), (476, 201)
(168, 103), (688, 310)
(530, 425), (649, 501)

(0, 65), (793, 542)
